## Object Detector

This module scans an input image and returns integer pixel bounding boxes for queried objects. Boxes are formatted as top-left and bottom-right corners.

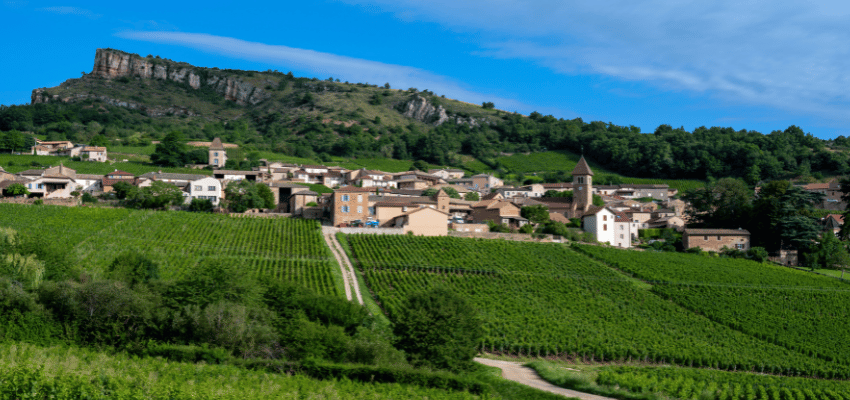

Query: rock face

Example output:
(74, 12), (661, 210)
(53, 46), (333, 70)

(83, 48), (270, 107)
(31, 90), (197, 117)
(400, 94), (483, 127)
(401, 94), (450, 126)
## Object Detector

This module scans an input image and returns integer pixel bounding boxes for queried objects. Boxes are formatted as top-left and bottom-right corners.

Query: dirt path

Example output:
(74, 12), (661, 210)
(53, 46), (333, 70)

(474, 358), (614, 400)
(322, 229), (364, 305)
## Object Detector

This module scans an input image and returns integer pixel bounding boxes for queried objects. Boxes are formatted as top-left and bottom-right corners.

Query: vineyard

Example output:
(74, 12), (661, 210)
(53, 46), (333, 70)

(0, 204), (339, 295)
(594, 365), (850, 400)
(575, 245), (850, 366)
(345, 235), (850, 378)
(0, 342), (487, 400)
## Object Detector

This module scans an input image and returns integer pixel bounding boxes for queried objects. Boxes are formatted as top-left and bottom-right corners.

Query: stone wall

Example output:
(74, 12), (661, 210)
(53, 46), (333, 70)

(0, 197), (80, 206)
(339, 227), (404, 235)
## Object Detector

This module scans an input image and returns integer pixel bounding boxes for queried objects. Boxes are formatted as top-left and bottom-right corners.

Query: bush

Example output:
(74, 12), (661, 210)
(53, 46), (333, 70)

(393, 288), (483, 372)
(81, 192), (97, 203)
(188, 198), (214, 212)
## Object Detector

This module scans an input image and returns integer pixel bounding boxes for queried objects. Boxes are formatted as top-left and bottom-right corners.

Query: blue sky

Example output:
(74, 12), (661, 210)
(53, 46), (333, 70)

(2, 1), (849, 139)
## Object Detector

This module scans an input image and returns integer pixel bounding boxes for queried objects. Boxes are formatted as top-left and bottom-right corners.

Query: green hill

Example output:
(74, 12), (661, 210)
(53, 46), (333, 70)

(3, 48), (849, 187)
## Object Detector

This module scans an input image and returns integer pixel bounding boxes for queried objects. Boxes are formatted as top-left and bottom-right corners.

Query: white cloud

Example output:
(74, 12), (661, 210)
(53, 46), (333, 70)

(115, 31), (528, 113)
(38, 6), (100, 19)
(339, 0), (850, 126)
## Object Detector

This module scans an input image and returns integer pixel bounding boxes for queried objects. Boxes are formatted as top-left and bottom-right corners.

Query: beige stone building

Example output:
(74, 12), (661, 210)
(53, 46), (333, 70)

(208, 137), (227, 167)
(331, 187), (377, 226)
(391, 207), (449, 236)
(81, 146), (108, 162)
(683, 228), (751, 252)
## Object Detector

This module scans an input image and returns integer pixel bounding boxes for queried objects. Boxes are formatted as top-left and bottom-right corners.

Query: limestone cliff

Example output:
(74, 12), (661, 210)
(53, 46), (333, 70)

(400, 94), (483, 127)
(33, 48), (270, 109)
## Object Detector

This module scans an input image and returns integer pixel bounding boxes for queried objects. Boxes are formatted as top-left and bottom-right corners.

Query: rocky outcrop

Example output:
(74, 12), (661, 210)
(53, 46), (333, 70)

(31, 89), (197, 117)
(400, 94), (484, 127)
(87, 48), (270, 106)
(401, 94), (450, 125)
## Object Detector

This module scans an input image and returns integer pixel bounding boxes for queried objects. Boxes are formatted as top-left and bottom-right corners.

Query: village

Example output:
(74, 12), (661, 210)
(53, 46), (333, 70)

(0, 137), (845, 258)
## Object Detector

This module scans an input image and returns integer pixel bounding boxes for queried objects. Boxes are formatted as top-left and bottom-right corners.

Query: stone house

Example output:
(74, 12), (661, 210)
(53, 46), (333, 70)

(331, 187), (377, 226)
(822, 214), (844, 236)
(470, 199), (527, 227)
(81, 146), (108, 162)
(101, 170), (137, 192)
(208, 137), (227, 167)
(428, 168), (465, 180)
(682, 228), (751, 252)
(290, 191), (319, 216)
(391, 207), (450, 236)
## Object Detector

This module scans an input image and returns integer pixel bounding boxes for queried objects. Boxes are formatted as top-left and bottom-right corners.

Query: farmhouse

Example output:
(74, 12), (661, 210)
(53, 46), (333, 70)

(683, 228), (751, 252)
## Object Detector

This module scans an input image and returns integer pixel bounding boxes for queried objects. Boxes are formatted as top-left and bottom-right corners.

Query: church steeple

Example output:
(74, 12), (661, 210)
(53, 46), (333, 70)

(572, 156), (594, 212)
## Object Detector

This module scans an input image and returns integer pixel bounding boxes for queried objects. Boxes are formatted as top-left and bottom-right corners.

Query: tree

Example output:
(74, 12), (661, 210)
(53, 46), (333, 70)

(150, 131), (188, 167)
(806, 232), (850, 271)
(256, 183), (276, 209)
(107, 251), (160, 286)
(464, 192), (479, 201)
(482, 102), (495, 109)
(189, 198), (214, 212)
(393, 288), (482, 372)
(224, 180), (269, 213)
(126, 181), (184, 209)
(3, 183), (28, 197)
(89, 134), (109, 147)
(112, 181), (136, 200)
(521, 205), (550, 224)
(683, 178), (752, 228)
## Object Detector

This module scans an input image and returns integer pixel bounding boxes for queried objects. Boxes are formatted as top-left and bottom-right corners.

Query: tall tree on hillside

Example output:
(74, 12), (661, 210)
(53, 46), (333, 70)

(682, 178), (752, 228)
(150, 131), (188, 167)
(750, 181), (823, 251)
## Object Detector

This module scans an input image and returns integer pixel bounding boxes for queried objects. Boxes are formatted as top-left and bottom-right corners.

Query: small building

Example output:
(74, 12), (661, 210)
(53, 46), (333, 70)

(102, 170), (137, 192)
(184, 176), (223, 206)
(81, 146), (108, 162)
(331, 187), (377, 226)
(208, 137), (227, 167)
(682, 228), (751, 252)
(582, 206), (634, 248)
(391, 207), (449, 236)
(822, 214), (844, 236)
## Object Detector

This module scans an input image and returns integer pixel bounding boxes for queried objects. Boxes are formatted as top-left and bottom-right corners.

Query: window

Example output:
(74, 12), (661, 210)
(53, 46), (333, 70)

(717, 236), (721, 240)
(214, 152), (218, 156)
(208, 186), (215, 191)
(214, 159), (219, 165)
(341, 206), (349, 213)
(357, 206), (362, 214)
(620, 234), (624, 239)
(603, 215), (607, 221)
(357, 194), (362, 202)
(704, 236), (708, 240)
(368, 207), (375, 215)
(603, 224), (607, 231)
(736, 244), (745, 250)
(195, 185), (202, 191)
(37, 184), (43, 189)
(620, 225), (624, 230)
(342, 194), (350, 202)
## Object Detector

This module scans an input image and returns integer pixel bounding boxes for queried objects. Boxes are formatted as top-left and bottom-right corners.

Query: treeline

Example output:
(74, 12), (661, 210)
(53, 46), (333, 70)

(2, 98), (847, 182)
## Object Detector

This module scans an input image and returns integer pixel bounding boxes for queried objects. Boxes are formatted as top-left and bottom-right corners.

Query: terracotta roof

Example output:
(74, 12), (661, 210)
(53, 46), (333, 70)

(481, 193), (502, 201)
(684, 228), (751, 236)
(293, 190), (319, 196)
(75, 174), (103, 180)
(139, 172), (210, 181)
(104, 170), (134, 177)
(582, 206), (606, 217)
(270, 182), (309, 188)
(302, 164), (328, 169)
(613, 211), (631, 222)
(209, 137), (226, 150)
(395, 206), (451, 218)
(803, 183), (830, 190)
(374, 197), (436, 207)
(542, 183), (573, 189)
(572, 156), (594, 176)
(825, 214), (845, 224)
(549, 213), (571, 223)
(19, 169), (45, 176)
(82, 146), (106, 151)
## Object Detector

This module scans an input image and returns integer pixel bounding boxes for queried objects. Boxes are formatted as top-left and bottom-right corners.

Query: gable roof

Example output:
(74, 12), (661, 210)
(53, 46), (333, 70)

(572, 156), (594, 176)
(209, 137), (226, 150)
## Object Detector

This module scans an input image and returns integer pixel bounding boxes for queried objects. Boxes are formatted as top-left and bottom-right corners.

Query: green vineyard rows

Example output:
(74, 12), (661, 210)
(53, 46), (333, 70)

(575, 245), (850, 366)
(0, 204), (339, 296)
(346, 235), (850, 378)
(0, 342), (487, 400)
(595, 366), (850, 400)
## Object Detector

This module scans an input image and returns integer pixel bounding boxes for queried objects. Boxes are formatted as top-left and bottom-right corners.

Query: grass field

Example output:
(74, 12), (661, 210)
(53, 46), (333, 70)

(0, 154), (212, 176)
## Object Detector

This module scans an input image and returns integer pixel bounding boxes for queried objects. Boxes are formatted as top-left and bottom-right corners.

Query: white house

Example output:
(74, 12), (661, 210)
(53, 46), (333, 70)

(582, 206), (634, 248)
(184, 176), (222, 206)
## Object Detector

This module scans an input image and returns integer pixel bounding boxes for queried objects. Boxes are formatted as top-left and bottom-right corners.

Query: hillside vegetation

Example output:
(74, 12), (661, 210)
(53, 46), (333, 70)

(2, 48), (849, 187)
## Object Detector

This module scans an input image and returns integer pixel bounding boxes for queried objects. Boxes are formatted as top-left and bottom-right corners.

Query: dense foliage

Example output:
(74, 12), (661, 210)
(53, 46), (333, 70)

(346, 234), (848, 377)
